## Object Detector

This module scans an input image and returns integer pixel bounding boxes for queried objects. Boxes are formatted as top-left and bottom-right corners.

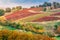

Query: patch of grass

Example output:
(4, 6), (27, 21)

(0, 25), (16, 30)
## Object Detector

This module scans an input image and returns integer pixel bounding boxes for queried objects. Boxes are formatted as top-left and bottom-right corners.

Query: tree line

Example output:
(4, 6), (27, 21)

(0, 30), (55, 40)
(0, 6), (22, 16)
(31, 2), (60, 9)
(31, 2), (60, 11)
(0, 2), (60, 16)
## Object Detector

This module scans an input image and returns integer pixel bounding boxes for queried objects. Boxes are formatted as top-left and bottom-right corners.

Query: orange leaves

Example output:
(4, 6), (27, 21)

(0, 30), (55, 40)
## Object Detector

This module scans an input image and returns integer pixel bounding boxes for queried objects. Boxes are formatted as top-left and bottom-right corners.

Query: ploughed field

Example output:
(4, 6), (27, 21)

(50, 12), (60, 16)
(5, 10), (40, 21)
(32, 16), (60, 22)
(5, 8), (42, 21)
(4, 8), (60, 22)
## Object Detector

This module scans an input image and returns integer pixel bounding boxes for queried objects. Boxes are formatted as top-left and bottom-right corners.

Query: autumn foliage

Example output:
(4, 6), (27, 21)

(0, 30), (55, 40)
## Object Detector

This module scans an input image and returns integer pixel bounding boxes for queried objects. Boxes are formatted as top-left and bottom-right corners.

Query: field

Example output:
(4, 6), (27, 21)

(0, 7), (60, 40)
(0, 0), (60, 40)
(2, 7), (60, 23)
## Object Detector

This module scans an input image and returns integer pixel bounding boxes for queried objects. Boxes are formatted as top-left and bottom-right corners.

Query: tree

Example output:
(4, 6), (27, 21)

(0, 9), (5, 16)
(0, 30), (55, 40)
(12, 7), (16, 11)
(36, 6), (39, 8)
(12, 7), (16, 10)
(16, 6), (22, 10)
(39, 5), (43, 7)
(57, 27), (60, 34)
(43, 2), (48, 7)
(54, 25), (58, 30)
(43, 7), (46, 11)
(31, 6), (35, 8)
(53, 2), (57, 9)
(5, 8), (11, 12)
(47, 3), (52, 7)
(53, 2), (60, 8)
(56, 2), (60, 8)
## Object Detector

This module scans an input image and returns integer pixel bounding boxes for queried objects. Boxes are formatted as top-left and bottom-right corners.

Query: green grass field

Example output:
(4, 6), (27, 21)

(54, 37), (60, 40)
(0, 25), (16, 30)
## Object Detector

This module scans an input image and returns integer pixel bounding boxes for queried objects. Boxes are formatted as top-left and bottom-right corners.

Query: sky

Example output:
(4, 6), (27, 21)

(0, 0), (60, 8)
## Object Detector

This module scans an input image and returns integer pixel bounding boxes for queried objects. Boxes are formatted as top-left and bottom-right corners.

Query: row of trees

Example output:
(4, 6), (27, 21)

(0, 6), (22, 16)
(0, 20), (60, 37)
(5, 6), (22, 12)
(31, 2), (60, 8)
(0, 20), (45, 34)
(0, 20), (22, 29)
(31, 2), (60, 11)
(23, 23), (44, 32)
(0, 30), (54, 40)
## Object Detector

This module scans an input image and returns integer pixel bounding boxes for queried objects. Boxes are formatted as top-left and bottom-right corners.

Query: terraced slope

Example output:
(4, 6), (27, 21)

(4, 7), (60, 22)
(5, 8), (42, 21)
(51, 12), (60, 16)
(32, 16), (60, 22)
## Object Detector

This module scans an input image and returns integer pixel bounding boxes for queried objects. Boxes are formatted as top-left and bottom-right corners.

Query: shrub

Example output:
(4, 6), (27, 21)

(0, 9), (5, 16)
(43, 7), (47, 11)
(0, 30), (55, 40)
(5, 8), (11, 12)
